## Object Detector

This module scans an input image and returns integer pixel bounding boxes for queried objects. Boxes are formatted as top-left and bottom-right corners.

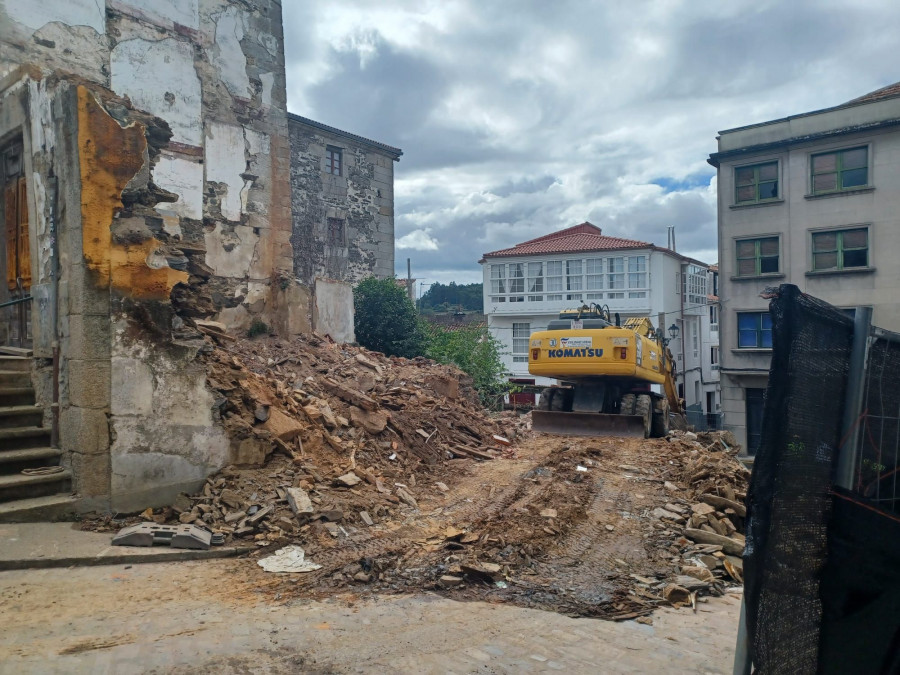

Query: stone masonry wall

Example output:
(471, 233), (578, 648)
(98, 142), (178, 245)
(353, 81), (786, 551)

(0, 0), (299, 510)
(288, 117), (398, 286)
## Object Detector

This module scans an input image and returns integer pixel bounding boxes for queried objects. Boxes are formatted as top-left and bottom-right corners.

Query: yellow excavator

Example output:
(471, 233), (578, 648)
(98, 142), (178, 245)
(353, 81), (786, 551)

(528, 305), (683, 438)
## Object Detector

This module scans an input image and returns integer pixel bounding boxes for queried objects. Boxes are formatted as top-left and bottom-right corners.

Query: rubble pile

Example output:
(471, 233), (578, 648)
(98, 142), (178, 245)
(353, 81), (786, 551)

(168, 333), (517, 542)
(88, 333), (753, 622)
(648, 430), (751, 607)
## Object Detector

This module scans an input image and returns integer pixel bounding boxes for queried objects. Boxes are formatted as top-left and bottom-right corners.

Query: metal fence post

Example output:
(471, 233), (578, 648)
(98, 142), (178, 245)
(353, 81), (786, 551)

(733, 598), (751, 675)
(835, 306), (872, 490)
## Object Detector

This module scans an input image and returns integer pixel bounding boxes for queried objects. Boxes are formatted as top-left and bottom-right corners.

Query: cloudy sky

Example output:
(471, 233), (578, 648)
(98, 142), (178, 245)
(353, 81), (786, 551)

(282, 0), (900, 290)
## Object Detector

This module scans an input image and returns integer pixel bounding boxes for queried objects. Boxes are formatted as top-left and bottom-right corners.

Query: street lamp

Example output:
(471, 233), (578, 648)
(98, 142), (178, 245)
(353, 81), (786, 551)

(663, 322), (679, 346)
(668, 323), (680, 341)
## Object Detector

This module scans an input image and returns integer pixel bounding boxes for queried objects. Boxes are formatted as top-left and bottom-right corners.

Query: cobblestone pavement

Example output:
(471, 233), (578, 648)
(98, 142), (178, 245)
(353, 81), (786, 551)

(0, 559), (740, 674)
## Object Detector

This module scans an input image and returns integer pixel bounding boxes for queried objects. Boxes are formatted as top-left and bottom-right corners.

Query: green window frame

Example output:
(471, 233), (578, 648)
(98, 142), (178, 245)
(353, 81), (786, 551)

(811, 146), (868, 194)
(734, 161), (778, 204)
(736, 236), (779, 277)
(811, 228), (869, 271)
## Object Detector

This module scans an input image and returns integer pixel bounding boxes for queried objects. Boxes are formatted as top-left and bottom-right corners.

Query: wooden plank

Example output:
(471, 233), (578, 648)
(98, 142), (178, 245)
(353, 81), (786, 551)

(321, 377), (378, 411)
(16, 177), (30, 289)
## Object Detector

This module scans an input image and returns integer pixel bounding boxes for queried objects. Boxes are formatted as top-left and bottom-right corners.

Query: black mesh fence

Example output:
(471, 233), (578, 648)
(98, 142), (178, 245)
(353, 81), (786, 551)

(745, 284), (900, 673)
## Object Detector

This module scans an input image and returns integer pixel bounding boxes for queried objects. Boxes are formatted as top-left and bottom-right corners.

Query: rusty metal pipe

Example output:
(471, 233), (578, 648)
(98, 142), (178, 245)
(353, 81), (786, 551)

(48, 174), (60, 449)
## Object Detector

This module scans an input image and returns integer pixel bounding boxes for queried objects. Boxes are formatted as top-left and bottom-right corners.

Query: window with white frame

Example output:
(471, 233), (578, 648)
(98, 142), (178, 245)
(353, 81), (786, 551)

(628, 256), (647, 288)
(710, 304), (719, 330)
(586, 258), (603, 290)
(586, 293), (603, 300)
(512, 322), (530, 362)
(527, 262), (543, 300)
(566, 259), (583, 290)
(508, 263), (524, 302)
(608, 257), (624, 289)
(691, 320), (699, 358)
(711, 346), (719, 369)
(490, 264), (506, 294)
(546, 261), (563, 293)
(684, 265), (707, 305)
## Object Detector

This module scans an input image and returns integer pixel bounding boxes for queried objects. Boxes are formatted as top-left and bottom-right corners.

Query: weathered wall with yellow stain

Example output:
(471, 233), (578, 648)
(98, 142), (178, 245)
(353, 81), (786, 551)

(77, 87), (188, 299)
(2, 0), (305, 513)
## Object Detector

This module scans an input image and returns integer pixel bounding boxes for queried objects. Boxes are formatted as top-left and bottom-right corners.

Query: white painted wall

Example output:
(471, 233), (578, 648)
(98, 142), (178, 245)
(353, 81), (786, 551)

(204, 122), (248, 222)
(113, 0), (200, 31)
(2, 0), (105, 34)
(110, 38), (203, 146)
(211, 5), (252, 99)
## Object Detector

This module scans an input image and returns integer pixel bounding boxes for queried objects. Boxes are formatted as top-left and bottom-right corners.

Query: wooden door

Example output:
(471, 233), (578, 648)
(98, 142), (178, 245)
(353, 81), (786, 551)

(4, 176), (29, 292)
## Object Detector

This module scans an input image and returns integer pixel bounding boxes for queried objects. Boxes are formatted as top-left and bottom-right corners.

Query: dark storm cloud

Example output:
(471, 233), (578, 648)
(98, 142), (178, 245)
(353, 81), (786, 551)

(282, 0), (900, 286)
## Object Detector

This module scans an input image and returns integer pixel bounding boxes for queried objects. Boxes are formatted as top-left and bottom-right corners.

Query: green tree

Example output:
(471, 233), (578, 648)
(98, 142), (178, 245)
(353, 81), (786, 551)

(354, 277), (425, 358)
(419, 282), (484, 312)
(421, 322), (511, 408)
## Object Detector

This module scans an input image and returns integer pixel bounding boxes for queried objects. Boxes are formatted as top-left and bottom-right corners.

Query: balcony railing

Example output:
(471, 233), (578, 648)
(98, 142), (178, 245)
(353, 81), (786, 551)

(1, 293), (32, 348)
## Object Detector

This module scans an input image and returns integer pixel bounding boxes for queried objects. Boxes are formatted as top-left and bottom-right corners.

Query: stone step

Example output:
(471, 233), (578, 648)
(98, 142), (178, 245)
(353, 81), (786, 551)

(0, 388), (35, 407)
(0, 370), (31, 388)
(0, 446), (61, 468)
(0, 494), (80, 522)
(0, 426), (51, 451)
(0, 346), (31, 357)
(0, 356), (31, 372)
(0, 405), (43, 429)
(0, 469), (72, 503)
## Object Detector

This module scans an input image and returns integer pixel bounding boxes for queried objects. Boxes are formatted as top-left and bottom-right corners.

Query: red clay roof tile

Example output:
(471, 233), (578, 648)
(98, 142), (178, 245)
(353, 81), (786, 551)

(847, 81), (900, 105)
(482, 222), (652, 258)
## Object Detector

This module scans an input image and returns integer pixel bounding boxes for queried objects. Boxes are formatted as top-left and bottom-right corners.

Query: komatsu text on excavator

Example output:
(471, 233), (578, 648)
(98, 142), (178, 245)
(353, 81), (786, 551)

(528, 305), (684, 438)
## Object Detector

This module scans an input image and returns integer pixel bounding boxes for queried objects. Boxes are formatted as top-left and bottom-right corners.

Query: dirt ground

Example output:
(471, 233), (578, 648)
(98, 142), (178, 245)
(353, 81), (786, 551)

(0, 558), (741, 674)
(90, 427), (737, 625)
(241, 431), (700, 619)
(87, 334), (744, 621)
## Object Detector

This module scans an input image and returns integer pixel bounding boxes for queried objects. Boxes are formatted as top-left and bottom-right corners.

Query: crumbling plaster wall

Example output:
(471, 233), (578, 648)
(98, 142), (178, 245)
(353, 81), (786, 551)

(289, 120), (397, 287)
(0, 0), (299, 511)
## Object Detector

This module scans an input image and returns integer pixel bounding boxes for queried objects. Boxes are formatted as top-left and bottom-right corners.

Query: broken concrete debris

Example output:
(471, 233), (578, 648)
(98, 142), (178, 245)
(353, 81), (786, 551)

(257, 546), (321, 573)
(334, 472), (361, 487)
(91, 332), (747, 621)
(286, 487), (314, 519)
(112, 523), (222, 550)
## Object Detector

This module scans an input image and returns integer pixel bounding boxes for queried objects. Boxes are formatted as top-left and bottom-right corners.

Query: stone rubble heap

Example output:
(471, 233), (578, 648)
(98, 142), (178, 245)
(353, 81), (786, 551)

(166, 332), (518, 542)
(648, 430), (750, 608)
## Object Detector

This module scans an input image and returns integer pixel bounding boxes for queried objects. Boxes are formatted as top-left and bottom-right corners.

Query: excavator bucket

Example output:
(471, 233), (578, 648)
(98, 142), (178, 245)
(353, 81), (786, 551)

(531, 410), (648, 438)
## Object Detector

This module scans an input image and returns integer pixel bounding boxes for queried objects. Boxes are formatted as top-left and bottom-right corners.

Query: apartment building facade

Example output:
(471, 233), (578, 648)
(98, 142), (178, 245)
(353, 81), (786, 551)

(479, 223), (719, 415)
(709, 82), (900, 454)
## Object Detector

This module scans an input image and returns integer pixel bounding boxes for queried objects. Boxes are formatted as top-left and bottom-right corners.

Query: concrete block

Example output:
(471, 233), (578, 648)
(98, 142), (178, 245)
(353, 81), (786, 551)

(60, 406), (110, 456)
(111, 357), (154, 416)
(68, 314), (111, 360)
(68, 360), (111, 409)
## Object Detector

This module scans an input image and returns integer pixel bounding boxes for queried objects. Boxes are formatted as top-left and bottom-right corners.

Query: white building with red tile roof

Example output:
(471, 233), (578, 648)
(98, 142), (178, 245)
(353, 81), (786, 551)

(480, 222), (720, 418)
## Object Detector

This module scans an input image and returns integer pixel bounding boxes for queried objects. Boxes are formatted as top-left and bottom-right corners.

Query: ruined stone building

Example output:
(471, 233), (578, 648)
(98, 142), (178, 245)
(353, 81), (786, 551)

(0, 1), (399, 518)
(288, 114), (402, 343)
